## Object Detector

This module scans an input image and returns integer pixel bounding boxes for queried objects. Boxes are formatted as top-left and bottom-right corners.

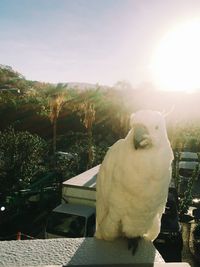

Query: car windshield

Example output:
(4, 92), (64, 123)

(179, 168), (193, 177)
(46, 212), (86, 237)
(180, 157), (198, 162)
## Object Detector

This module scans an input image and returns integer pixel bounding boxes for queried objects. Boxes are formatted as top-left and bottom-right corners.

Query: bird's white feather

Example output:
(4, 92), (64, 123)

(95, 110), (174, 241)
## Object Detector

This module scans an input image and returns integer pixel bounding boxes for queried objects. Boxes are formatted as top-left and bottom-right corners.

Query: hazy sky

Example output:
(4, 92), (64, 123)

(1, 0), (200, 86)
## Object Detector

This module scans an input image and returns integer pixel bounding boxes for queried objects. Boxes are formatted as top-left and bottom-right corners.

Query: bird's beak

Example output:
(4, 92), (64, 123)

(133, 124), (152, 149)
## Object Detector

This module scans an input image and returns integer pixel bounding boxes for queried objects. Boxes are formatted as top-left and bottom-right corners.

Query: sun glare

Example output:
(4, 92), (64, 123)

(152, 19), (200, 92)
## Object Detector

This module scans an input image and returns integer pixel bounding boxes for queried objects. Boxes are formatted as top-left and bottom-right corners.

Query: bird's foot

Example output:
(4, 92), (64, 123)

(127, 237), (141, 255)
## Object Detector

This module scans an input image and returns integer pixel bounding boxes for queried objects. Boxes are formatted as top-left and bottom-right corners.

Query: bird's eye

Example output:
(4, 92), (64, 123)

(155, 125), (159, 130)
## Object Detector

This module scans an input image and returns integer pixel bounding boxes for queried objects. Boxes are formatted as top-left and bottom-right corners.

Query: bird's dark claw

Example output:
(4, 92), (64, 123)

(127, 237), (141, 255)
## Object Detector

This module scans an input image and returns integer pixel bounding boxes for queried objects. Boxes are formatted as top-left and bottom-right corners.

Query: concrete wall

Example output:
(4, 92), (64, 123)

(0, 237), (164, 266)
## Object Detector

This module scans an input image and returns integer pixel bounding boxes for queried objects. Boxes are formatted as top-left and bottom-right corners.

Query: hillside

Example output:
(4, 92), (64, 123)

(1, 64), (200, 152)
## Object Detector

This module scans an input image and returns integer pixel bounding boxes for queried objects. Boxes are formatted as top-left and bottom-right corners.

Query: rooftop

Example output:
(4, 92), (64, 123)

(63, 165), (100, 188)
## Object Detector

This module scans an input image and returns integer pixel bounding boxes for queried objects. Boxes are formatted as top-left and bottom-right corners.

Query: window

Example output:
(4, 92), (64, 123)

(86, 213), (96, 237)
(179, 168), (193, 177)
(46, 212), (86, 237)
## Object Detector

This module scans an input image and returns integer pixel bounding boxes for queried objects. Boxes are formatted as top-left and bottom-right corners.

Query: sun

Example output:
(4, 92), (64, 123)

(152, 19), (200, 92)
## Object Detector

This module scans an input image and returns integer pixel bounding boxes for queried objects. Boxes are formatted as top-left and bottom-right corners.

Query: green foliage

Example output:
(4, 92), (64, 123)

(2, 64), (200, 180)
(0, 64), (27, 97)
(168, 123), (200, 152)
(172, 152), (180, 191)
(194, 223), (200, 239)
(92, 141), (108, 166)
(0, 65), (24, 87)
(179, 165), (199, 215)
(54, 131), (108, 178)
(0, 127), (48, 195)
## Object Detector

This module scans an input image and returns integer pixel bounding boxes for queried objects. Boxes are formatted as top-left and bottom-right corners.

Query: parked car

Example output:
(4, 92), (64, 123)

(178, 152), (199, 181)
(178, 152), (200, 196)
(179, 161), (199, 179)
(45, 165), (98, 239)
(179, 160), (199, 180)
(154, 190), (183, 262)
(45, 203), (95, 238)
(179, 152), (199, 162)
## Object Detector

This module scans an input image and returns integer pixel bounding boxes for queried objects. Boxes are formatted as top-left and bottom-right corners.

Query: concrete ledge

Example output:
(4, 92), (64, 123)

(0, 237), (164, 266)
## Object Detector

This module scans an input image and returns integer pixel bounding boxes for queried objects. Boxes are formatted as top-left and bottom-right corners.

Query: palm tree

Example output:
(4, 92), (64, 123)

(49, 93), (65, 156)
(80, 101), (96, 170)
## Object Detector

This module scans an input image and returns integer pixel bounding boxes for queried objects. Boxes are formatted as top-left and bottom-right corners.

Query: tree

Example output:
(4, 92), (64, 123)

(80, 101), (96, 169)
(0, 64), (27, 94)
(179, 165), (199, 217)
(0, 127), (48, 196)
(49, 93), (65, 156)
(28, 83), (73, 156)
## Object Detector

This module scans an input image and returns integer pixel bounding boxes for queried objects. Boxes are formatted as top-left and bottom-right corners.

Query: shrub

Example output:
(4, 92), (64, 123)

(0, 127), (48, 195)
(194, 223), (200, 239)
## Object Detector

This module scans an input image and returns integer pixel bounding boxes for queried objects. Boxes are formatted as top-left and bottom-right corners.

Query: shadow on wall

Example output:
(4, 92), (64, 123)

(67, 237), (156, 266)
(0, 237), (157, 266)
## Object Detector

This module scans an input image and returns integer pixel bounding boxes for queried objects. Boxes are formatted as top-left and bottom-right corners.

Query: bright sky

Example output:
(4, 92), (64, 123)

(1, 0), (200, 88)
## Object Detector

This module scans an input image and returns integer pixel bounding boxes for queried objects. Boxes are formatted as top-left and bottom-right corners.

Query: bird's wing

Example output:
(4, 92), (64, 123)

(95, 140), (123, 237)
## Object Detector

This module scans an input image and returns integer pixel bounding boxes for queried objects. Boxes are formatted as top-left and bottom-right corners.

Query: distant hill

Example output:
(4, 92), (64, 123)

(66, 82), (110, 91)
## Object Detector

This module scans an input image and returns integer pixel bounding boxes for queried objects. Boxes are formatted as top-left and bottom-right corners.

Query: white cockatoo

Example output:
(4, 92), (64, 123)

(95, 110), (174, 253)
